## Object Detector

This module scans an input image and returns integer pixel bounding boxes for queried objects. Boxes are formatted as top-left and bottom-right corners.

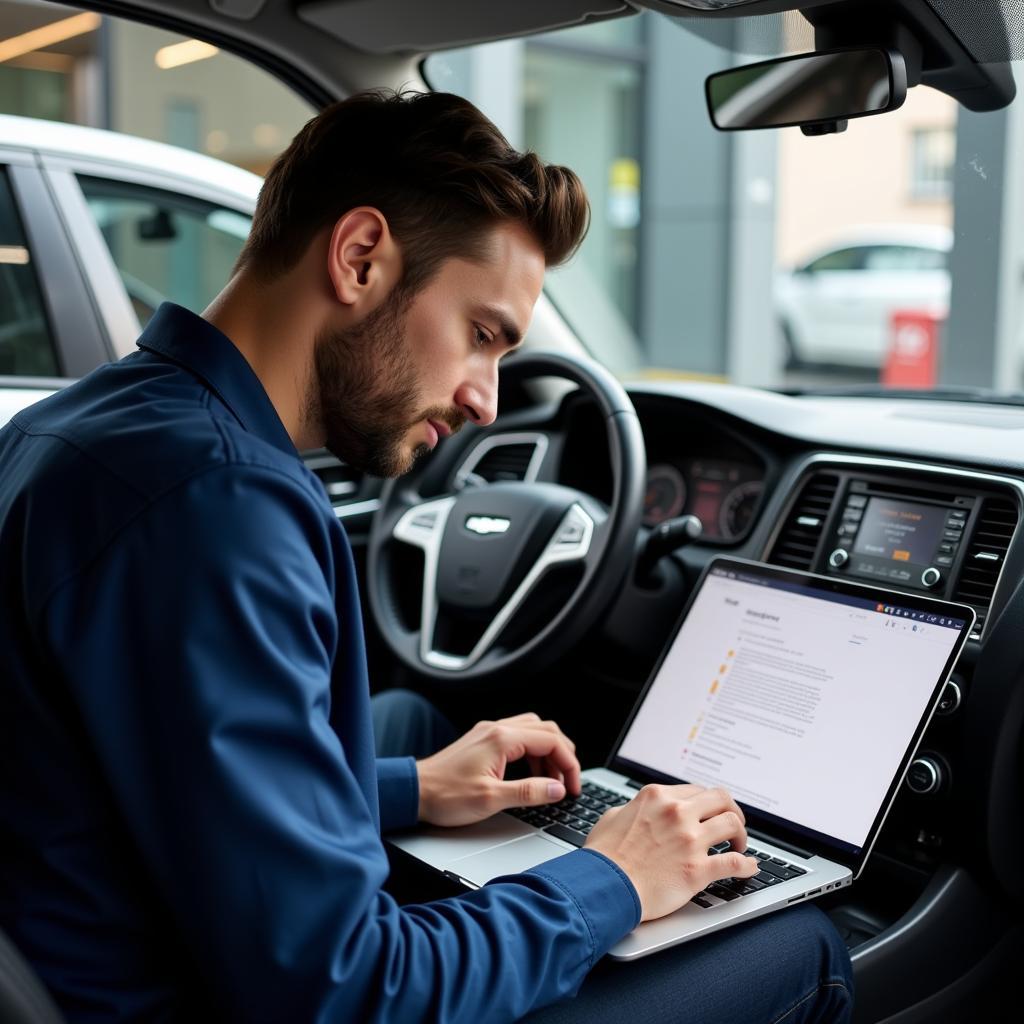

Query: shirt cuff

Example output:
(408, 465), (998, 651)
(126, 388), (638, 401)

(524, 848), (642, 964)
(375, 756), (419, 833)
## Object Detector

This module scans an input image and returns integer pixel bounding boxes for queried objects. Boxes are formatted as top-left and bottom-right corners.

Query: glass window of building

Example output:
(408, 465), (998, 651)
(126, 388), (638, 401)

(426, 17), (645, 359)
(0, 1), (314, 174)
(911, 127), (955, 201)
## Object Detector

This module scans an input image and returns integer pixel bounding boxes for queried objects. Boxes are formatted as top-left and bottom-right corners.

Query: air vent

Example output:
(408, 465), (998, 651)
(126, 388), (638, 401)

(952, 495), (1019, 639)
(475, 443), (535, 482)
(768, 472), (840, 571)
(303, 450), (360, 505)
(457, 435), (546, 486)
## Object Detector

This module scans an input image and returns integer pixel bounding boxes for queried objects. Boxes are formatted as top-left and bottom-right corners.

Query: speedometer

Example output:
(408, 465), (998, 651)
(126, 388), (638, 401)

(643, 465), (687, 526)
(719, 480), (763, 538)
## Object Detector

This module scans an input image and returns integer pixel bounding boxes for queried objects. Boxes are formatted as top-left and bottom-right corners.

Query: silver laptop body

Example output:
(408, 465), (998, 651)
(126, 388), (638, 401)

(390, 557), (973, 960)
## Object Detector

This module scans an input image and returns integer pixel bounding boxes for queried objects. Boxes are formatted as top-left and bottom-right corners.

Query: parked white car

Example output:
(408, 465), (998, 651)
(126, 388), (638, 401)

(775, 224), (952, 369)
(0, 113), (260, 387)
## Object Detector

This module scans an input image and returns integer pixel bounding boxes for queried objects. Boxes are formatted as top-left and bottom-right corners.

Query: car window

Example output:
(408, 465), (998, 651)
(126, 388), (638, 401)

(804, 247), (866, 272)
(862, 245), (947, 272)
(0, 168), (58, 377)
(77, 177), (251, 325)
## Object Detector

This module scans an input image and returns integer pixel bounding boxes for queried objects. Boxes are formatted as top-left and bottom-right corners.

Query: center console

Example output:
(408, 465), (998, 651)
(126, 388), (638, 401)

(824, 480), (974, 595)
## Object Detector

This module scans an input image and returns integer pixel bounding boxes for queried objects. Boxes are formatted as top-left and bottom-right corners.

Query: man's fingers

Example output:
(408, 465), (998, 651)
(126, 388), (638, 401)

(493, 776), (566, 809)
(704, 851), (759, 887)
(498, 712), (542, 725)
(488, 724), (582, 794)
(494, 714), (577, 754)
(701, 810), (749, 852)
(685, 786), (746, 826)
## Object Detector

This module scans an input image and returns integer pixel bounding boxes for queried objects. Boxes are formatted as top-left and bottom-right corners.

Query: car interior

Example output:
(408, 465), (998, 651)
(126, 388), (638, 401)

(2, 0), (1024, 1021)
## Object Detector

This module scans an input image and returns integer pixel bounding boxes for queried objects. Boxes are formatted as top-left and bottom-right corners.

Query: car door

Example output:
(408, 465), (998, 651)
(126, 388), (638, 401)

(0, 146), (110, 387)
(37, 152), (384, 586)
(784, 244), (872, 366)
(37, 152), (257, 361)
(855, 244), (950, 363)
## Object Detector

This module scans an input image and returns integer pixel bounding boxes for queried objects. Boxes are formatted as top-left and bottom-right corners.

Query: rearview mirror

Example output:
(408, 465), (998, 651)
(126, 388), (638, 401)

(706, 48), (907, 135)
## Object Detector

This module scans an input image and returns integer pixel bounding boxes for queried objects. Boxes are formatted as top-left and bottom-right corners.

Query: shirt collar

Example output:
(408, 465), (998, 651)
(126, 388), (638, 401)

(137, 302), (298, 458)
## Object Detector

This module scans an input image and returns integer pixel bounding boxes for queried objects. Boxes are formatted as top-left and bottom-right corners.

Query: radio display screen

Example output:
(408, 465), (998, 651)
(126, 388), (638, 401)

(853, 498), (947, 566)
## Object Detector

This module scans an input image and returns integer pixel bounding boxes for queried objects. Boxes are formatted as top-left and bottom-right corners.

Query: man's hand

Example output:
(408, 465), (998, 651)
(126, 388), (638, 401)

(416, 712), (581, 827)
(584, 783), (760, 921)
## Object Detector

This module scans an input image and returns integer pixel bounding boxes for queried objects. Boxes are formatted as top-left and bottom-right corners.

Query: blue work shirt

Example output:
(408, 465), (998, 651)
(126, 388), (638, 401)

(0, 303), (640, 1022)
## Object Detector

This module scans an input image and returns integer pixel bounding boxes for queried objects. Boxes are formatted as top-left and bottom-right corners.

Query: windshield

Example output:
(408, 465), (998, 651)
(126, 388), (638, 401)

(425, 11), (1021, 399)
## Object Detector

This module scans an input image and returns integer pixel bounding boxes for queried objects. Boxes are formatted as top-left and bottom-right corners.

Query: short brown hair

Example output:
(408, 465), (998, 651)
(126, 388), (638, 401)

(237, 90), (589, 292)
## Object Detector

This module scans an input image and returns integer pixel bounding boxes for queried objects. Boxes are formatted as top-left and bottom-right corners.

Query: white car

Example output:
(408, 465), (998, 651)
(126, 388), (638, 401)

(0, 113), (260, 383)
(775, 225), (952, 369)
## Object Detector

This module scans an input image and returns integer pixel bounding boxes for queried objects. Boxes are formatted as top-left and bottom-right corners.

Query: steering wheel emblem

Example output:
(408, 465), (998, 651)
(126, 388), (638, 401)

(465, 515), (511, 535)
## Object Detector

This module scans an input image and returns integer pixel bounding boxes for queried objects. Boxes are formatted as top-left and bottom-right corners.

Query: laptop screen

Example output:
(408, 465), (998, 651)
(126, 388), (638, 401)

(614, 559), (972, 861)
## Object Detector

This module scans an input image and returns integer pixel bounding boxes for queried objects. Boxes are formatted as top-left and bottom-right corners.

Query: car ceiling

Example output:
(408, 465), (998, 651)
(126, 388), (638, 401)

(71, 0), (1019, 112)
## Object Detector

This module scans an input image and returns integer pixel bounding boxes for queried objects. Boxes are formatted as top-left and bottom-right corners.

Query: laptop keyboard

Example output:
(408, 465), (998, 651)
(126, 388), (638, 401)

(505, 781), (808, 907)
(693, 842), (807, 908)
(504, 780), (629, 847)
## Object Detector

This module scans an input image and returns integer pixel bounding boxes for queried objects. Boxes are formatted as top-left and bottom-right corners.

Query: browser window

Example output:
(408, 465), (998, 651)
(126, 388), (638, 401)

(617, 567), (966, 848)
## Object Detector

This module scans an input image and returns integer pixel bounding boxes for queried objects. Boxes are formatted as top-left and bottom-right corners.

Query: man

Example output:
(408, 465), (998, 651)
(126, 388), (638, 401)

(0, 90), (852, 1022)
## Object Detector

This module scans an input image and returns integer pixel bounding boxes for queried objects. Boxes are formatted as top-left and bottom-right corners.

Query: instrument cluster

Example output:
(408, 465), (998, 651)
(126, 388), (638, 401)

(643, 458), (764, 541)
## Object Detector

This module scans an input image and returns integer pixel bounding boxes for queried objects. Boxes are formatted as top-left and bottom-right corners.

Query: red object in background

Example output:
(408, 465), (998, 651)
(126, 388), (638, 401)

(882, 310), (944, 388)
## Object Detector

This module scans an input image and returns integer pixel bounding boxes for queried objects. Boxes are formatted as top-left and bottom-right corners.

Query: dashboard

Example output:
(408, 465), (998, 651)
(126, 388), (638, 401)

(642, 458), (762, 538)
(320, 379), (1024, 906)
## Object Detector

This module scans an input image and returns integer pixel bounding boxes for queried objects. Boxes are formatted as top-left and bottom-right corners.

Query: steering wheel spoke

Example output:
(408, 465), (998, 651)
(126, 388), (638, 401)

(419, 502), (595, 672)
(368, 351), (646, 682)
(392, 496), (456, 549)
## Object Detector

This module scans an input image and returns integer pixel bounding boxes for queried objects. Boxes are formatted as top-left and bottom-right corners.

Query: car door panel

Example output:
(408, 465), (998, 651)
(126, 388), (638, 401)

(1, 153), (110, 377)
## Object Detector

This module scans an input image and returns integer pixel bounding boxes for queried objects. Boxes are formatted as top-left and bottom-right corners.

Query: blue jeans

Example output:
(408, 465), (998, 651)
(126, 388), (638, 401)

(372, 689), (854, 1024)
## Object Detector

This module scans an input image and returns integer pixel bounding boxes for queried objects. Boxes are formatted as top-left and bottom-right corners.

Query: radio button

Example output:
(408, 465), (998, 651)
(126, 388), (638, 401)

(847, 494), (868, 508)
(828, 548), (849, 568)
(939, 542), (955, 554)
(937, 679), (962, 716)
(906, 757), (944, 795)
(935, 555), (953, 567)
(947, 510), (968, 520)
(943, 529), (962, 542)
(944, 519), (964, 531)
(921, 566), (942, 588)
(842, 509), (863, 522)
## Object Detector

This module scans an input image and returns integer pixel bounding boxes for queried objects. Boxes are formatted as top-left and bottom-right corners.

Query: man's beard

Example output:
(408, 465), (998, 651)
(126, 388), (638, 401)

(308, 286), (464, 477)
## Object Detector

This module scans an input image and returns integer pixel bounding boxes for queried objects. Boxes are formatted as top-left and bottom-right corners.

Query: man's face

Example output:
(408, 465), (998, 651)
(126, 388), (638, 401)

(310, 221), (545, 477)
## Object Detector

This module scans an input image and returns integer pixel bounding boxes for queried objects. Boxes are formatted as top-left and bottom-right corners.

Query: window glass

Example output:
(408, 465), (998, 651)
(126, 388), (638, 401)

(0, 4), (313, 175)
(523, 48), (642, 328)
(863, 245), (947, 272)
(78, 177), (251, 325)
(426, 27), (644, 371)
(0, 169), (58, 376)
(911, 128), (955, 202)
(805, 247), (866, 272)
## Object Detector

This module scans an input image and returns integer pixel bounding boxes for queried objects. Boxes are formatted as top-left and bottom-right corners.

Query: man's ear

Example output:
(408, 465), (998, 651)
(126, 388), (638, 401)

(326, 207), (401, 309)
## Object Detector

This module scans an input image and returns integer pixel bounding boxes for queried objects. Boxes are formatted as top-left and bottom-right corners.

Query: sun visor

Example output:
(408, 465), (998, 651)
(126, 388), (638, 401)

(296, 0), (634, 55)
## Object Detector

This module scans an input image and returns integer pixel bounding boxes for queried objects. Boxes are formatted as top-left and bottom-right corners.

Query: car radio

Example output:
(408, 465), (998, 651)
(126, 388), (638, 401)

(825, 480), (976, 591)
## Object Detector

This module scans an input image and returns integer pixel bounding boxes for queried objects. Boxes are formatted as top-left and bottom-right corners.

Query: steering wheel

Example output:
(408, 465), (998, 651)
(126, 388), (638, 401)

(367, 351), (646, 682)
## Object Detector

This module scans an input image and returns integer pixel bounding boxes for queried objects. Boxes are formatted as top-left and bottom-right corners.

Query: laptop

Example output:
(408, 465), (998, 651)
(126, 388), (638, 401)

(390, 556), (974, 960)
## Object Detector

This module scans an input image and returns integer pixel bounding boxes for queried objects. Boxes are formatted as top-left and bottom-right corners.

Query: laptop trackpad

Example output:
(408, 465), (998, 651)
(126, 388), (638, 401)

(451, 834), (572, 886)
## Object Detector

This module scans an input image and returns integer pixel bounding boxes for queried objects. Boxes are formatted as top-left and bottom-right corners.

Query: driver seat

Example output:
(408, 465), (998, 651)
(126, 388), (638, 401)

(0, 927), (65, 1024)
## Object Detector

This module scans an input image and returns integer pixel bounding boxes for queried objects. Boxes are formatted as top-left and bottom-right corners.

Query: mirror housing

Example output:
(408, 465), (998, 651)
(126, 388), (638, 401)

(706, 47), (908, 135)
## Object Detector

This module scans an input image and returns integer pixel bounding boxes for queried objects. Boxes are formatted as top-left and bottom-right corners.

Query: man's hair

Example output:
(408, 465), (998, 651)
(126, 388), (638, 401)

(236, 90), (589, 292)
